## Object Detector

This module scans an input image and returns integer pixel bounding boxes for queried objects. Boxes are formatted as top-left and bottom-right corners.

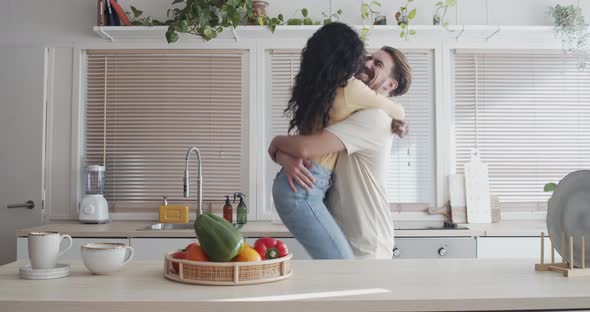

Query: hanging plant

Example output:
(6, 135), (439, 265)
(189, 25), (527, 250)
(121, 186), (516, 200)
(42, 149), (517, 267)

(395, 0), (417, 40)
(123, 1), (342, 42)
(547, 4), (589, 69)
(359, 0), (382, 42)
(433, 0), (456, 30)
(361, 0), (382, 24)
(164, 0), (255, 43)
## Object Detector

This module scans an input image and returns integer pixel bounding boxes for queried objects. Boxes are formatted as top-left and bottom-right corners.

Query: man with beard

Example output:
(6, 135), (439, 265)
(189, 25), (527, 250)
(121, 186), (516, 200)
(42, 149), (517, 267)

(269, 46), (412, 259)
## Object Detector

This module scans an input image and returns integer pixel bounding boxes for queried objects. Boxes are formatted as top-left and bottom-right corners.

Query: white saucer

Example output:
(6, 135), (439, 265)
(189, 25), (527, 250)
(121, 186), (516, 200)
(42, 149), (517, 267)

(19, 263), (71, 280)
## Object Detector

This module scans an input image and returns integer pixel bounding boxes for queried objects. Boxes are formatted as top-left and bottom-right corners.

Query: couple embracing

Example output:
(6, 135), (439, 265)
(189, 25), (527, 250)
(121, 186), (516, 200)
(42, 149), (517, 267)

(268, 22), (412, 260)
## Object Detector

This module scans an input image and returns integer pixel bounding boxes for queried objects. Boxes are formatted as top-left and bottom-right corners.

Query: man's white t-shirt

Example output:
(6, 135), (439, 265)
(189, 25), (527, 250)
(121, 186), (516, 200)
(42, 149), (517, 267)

(326, 109), (394, 259)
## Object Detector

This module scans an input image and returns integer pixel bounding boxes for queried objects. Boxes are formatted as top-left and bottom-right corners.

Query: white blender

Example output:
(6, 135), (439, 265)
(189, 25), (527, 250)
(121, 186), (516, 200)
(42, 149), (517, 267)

(79, 165), (109, 223)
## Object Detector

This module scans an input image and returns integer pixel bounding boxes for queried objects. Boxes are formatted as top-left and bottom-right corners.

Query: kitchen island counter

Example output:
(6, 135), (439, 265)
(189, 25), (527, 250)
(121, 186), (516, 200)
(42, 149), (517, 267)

(1, 258), (588, 312)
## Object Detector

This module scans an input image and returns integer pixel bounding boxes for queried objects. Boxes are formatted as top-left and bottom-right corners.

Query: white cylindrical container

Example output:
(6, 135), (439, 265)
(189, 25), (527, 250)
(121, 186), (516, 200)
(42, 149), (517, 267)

(86, 165), (105, 194)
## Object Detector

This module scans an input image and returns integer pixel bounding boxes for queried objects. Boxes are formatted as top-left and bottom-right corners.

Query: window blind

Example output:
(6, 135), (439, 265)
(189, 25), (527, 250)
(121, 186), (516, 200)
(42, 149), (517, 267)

(264, 52), (299, 216)
(85, 50), (246, 212)
(267, 50), (435, 210)
(387, 51), (435, 208)
(454, 51), (590, 210)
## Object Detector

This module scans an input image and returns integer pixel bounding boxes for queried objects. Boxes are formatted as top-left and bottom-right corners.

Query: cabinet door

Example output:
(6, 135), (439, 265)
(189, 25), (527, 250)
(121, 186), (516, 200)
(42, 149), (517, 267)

(477, 237), (562, 261)
(393, 237), (477, 259)
(130, 238), (197, 260)
(246, 238), (311, 260)
(17, 237), (129, 261)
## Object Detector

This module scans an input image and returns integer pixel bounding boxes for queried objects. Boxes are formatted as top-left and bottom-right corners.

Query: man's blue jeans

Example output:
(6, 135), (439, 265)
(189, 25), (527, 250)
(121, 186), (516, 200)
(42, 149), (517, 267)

(272, 163), (353, 259)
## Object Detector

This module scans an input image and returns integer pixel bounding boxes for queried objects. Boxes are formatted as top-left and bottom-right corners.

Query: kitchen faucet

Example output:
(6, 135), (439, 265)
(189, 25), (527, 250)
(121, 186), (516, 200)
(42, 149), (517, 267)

(183, 146), (203, 216)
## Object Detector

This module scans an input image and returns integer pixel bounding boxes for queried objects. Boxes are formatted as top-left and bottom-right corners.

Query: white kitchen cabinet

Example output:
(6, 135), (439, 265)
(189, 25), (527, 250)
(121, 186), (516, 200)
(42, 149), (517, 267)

(245, 238), (311, 260)
(129, 238), (198, 260)
(477, 237), (562, 262)
(129, 238), (310, 260)
(15, 236), (309, 262)
(17, 237), (130, 261)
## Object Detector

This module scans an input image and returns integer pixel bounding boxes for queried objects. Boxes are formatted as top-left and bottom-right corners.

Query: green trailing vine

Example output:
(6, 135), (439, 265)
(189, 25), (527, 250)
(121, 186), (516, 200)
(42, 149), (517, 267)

(255, 13), (284, 32)
(284, 8), (342, 25)
(255, 8), (341, 31)
(125, 1), (342, 43)
(433, 0), (456, 29)
(396, 0), (417, 40)
(360, 0), (381, 22)
(547, 4), (589, 69)
(163, 0), (254, 43)
(359, 0), (381, 42)
(322, 9), (343, 25)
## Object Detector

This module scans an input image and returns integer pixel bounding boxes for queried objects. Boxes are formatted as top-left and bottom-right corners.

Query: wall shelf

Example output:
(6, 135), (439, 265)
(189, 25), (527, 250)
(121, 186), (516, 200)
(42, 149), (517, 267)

(93, 25), (558, 44)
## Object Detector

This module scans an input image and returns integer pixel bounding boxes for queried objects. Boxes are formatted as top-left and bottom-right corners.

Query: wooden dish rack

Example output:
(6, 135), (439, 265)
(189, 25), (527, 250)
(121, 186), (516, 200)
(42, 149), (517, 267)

(163, 251), (293, 285)
(535, 232), (589, 278)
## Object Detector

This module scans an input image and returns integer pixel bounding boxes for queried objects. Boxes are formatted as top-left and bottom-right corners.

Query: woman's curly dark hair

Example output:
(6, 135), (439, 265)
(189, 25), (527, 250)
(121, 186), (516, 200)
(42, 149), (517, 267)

(285, 22), (366, 135)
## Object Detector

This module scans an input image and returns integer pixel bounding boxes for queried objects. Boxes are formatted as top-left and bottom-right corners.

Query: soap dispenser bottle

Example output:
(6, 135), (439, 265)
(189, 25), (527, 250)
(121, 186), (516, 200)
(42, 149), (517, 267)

(234, 192), (247, 225)
(223, 195), (233, 223)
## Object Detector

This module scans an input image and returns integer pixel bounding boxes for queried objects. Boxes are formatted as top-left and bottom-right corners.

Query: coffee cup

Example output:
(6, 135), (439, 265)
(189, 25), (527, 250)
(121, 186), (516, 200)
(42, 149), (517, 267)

(81, 243), (134, 274)
(28, 232), (73, 270)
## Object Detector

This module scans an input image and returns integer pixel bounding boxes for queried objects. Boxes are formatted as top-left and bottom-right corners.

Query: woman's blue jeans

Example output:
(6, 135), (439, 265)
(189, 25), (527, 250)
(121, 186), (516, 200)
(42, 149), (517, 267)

(272, 163), (353, 259)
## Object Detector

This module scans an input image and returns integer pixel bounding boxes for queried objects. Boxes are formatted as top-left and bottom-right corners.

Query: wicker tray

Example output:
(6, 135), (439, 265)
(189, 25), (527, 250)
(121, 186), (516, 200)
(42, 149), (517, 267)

(163, 251), (293, 285)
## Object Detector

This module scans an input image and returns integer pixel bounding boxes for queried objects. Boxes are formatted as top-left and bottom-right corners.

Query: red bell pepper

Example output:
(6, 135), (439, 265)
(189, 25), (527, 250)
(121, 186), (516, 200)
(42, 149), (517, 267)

(254, 237), (289, 260)
(172, 249), (188, 273)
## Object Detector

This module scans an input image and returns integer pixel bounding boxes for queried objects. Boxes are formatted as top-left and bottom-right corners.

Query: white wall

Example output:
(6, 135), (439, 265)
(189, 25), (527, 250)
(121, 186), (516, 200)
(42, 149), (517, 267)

(2, 0), (590, 46)
(1, 0), (589, 221)
(45, 48), (76, 219)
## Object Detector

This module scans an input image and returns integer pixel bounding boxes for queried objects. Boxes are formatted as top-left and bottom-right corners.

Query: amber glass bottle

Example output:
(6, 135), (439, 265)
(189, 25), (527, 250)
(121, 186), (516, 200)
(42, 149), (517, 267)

(223, 195), (233, 223)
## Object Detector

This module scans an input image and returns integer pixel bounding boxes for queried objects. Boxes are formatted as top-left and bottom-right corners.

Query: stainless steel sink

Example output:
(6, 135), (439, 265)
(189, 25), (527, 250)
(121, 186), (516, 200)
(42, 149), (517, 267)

(138, 223), (194, 231)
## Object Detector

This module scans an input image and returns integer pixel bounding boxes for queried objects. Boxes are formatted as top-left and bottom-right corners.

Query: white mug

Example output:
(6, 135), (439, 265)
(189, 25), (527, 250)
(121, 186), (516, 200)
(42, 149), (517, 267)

(28, 232), (73, 269)
(81, 243), (134, 275)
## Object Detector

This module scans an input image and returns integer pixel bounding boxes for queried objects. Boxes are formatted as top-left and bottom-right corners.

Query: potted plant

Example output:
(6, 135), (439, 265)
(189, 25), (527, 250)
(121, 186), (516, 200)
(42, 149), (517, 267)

(164, 0), (255, 42)
(249, 0), (269, 25)
(250, 1), (284, 31)
(125, 1), (343, 42)
(359, 1), (381, 42)
(547, 4), (589, 69)
(433, 0), (456, 29)
(361, 0), (383, 25)
(395, 7), (408, 26)
(395, 0), (417, 40)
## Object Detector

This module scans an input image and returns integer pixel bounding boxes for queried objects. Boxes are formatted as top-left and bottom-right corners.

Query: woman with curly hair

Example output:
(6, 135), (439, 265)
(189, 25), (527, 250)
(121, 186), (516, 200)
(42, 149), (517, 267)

(270, 22), (406, 259)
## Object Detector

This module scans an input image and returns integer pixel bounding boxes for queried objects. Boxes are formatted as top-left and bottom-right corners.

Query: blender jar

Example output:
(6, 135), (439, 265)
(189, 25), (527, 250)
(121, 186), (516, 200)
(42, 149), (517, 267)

(86, 165), (105, 194)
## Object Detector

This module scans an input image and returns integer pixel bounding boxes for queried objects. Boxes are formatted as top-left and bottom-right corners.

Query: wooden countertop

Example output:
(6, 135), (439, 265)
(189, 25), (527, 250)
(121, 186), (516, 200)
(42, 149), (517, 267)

(1, 259), (588, 312)
(16, 220), (547, 238)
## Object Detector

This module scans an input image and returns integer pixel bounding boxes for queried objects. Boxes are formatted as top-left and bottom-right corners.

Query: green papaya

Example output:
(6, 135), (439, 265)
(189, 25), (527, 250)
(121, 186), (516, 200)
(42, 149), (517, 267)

(194, 213), (244, 262)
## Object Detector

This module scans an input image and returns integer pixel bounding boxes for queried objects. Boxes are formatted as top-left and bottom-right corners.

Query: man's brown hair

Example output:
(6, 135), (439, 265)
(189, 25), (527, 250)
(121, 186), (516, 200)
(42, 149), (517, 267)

(381, 46), (412, 97)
